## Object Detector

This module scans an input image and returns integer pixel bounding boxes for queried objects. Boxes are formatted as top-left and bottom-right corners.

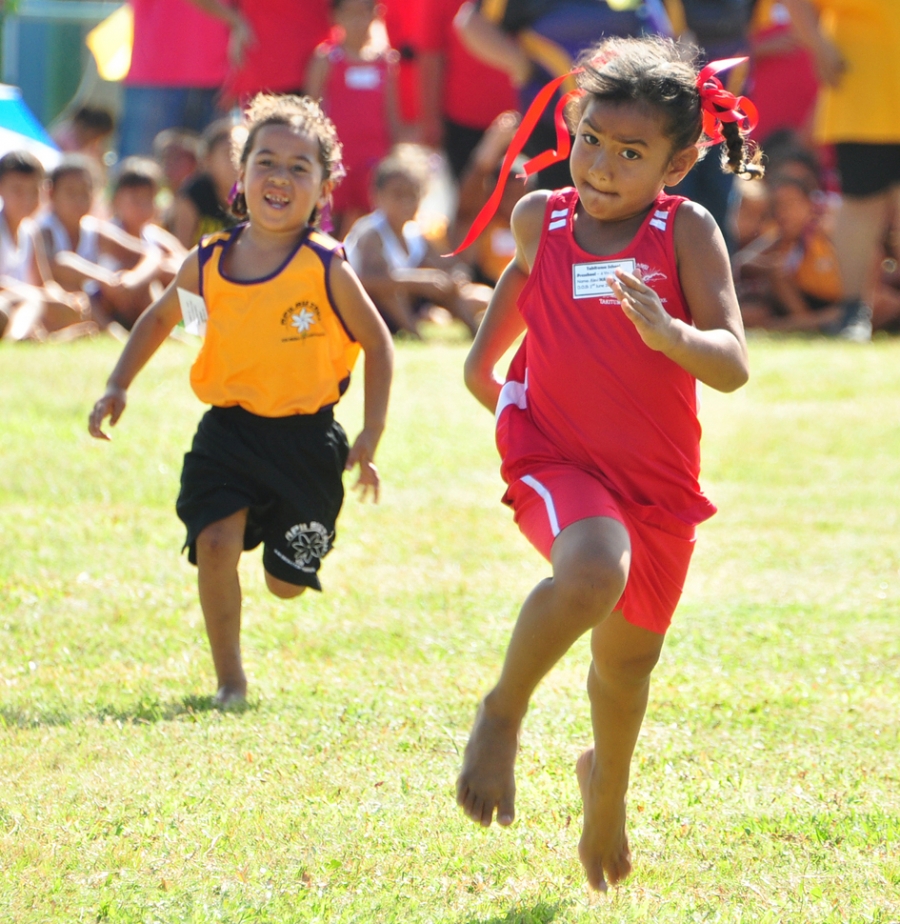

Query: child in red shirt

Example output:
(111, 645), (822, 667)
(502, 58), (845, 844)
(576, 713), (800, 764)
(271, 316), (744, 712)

(458, 36), (758, 892)
(306, 0), (401, 238)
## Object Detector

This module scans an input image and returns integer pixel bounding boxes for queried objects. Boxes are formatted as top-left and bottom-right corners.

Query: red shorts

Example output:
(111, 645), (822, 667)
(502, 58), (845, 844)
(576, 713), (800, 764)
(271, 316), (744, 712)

(502, 463), (695, 635)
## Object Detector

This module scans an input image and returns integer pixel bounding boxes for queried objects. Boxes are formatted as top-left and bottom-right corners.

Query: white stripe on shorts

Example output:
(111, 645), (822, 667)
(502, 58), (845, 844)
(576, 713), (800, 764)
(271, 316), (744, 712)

(520, 474), (560, 537)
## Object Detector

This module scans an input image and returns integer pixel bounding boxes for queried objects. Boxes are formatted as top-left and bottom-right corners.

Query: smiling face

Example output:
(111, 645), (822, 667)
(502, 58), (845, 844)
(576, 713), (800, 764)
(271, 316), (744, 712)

(569, 98), (697, 224)
(240, 124), (330, 233)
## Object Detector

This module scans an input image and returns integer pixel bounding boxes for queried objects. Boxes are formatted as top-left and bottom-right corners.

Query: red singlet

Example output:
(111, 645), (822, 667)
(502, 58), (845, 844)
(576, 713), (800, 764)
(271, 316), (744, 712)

(496, 188), (717, 633)
(317, 42), (395, 216)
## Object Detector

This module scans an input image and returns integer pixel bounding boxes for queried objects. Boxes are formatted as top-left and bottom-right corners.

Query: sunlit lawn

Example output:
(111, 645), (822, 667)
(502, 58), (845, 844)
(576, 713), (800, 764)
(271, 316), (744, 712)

(0, 330), (898, 923)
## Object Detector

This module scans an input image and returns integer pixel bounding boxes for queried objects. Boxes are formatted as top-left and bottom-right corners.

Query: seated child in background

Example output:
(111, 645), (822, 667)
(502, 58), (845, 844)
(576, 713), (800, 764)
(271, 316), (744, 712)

(169, 119), (245, 249)
(343, 146), (490, 337)
(39, 155), (163, 330)
(452, 111), (528, 286)
(305, 0), (401, 238)
(51, 105), (115, 166)
(737, 174), (844, 332)
(153, 128), (203, 196)
(110, 157), (186, 289)
(0, 150), (92, 341)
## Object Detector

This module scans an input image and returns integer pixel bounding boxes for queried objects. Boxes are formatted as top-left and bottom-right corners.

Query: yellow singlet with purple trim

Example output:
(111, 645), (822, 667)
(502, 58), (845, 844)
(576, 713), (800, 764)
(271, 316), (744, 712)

(190, 226), (360, 418)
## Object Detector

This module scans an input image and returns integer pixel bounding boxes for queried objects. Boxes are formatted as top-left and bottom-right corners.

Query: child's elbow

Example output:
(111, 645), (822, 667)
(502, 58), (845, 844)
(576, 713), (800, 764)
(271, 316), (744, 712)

(720, 362), (750, 393)
(463, 352), (483, 397)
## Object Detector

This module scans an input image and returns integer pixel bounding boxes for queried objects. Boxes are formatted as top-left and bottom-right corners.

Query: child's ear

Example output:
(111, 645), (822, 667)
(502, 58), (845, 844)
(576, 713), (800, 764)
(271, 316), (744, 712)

(664, 145), (700, 188)
(318, 178), (334, 210)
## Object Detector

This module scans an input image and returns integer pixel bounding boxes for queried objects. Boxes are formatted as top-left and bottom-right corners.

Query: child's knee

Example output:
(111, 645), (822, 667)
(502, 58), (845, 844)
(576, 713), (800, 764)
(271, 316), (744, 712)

(264, 571), (306, 599)
(196, 518), (244, 563)
(591, 642), (661, 690)
(554, 553), (628, 620)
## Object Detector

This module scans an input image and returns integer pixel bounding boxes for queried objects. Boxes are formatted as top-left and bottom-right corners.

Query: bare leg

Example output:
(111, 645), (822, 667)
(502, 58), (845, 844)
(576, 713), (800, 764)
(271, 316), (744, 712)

(195, 508), (249, 704)
(457, 517), (630, 827)
(577, 612), (665, 891)
(833, 191), (892, 301)
(264, 570), (307, 600)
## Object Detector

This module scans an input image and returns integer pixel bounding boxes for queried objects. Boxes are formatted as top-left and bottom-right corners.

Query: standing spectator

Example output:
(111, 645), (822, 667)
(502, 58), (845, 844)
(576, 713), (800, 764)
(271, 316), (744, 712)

(666, 0), (756, 249)
(306, 0), (401, 238)
(382, 0), (424, 130)
(746, 0), (820, 147)
(190, 0), (331, 105)
(455, 0), (672, 189)
(783, 0), (900, 340)
(418, 0), (517, 179)
(118, 0), (229, 158)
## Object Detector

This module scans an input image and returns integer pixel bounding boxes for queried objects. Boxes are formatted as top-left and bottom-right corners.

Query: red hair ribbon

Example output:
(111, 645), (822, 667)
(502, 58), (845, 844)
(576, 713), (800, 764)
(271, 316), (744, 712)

(696, 56), (758, 146)
(446, 71), (583, 256)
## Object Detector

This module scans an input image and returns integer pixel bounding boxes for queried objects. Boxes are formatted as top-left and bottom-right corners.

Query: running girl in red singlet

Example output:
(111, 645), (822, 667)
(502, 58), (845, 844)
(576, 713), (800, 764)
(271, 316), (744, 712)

(456, 36), (762, 891)
(88, 94), (393, 705)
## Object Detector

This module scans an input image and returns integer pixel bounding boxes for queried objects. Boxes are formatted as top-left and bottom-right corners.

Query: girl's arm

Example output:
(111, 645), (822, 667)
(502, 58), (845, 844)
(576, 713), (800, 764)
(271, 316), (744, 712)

(304, 47), (330, 100)
(611, 200), (749, 393)
(384, 55), (402, 145)
(328, 257), (394, 502)
(454, 3), (532, 87)
(96, 221), (163, 288)
(463, 191), (546, 411)
(88, 250), (199, 440)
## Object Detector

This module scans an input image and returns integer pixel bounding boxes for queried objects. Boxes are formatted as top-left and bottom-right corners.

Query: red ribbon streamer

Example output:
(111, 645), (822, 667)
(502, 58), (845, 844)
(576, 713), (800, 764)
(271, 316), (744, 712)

(446, 71), (580, 256)
(448, 56), (757, 255)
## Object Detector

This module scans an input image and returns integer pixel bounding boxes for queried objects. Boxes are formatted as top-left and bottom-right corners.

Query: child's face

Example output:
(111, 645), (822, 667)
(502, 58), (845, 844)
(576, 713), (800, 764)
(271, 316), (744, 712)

(772, 184), (813, 241)
(569, 98), (697, 224)
(207, 136), (239, 191)
(51, 171), (93, 226)
(241, 124), (329, 232)
(113, 185), (157, 234)
(160, 145), (198, 191)
(0, 172), (42, 224)
(333, 0), (376, 45)
(375, 175), (422, 228)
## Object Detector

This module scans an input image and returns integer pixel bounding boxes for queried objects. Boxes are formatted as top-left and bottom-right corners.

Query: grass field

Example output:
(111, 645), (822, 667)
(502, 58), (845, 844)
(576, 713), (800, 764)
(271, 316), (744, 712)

(1, 331), (899, 923)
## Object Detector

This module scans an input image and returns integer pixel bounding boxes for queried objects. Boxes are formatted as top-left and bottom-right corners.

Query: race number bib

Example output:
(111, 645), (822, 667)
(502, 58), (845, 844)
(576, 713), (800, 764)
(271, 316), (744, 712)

(572, 259), (636, 299)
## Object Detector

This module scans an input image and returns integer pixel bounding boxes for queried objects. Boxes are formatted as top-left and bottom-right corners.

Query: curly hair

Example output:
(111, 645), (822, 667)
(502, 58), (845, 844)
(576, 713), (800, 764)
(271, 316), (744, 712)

(230, 93), (344, 224)
(568, 36), (763, 179)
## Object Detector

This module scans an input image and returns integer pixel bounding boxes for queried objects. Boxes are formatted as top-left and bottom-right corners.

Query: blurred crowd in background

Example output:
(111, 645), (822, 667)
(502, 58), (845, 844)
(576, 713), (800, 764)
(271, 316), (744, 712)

(1, 0), (897, 343)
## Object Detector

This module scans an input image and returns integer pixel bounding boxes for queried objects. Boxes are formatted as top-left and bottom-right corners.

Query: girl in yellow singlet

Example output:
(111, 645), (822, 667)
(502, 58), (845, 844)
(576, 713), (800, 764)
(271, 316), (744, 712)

(88, 94), (393, 705)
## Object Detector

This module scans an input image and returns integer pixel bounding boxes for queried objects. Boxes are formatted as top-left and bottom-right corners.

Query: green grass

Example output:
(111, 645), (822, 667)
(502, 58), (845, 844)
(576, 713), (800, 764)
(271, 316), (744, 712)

(1, 330), (899, 923)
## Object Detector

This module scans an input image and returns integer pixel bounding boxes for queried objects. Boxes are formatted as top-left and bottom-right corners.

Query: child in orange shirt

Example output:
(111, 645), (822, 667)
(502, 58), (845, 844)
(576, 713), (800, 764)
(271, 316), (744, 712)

(89, 94), (393, 705)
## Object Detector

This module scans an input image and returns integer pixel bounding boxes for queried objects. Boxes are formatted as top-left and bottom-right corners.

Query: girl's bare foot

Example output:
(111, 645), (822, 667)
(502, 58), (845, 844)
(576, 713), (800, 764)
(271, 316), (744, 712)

(456, 699), (519, 827)
(576, 747), (632, 891)
(214, 683), (247, 707)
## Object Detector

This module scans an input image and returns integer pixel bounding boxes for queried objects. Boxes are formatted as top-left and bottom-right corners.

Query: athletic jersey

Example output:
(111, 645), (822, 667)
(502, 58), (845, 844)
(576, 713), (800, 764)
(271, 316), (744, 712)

(316, 41), (394, 170)
(0, 213), (36, 283)
(191, 225), (360, 418)
(498, 187), (716, 532)
(343, 209), (428, 274)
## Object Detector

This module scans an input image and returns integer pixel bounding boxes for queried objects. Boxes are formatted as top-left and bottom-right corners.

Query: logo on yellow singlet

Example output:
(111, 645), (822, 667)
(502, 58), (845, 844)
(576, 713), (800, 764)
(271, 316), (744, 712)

(281, 301), (324, 342)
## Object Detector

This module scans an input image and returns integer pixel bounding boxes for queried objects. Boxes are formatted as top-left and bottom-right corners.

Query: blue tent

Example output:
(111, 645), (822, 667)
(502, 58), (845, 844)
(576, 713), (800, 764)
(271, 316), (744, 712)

(0, 84), (60, 169)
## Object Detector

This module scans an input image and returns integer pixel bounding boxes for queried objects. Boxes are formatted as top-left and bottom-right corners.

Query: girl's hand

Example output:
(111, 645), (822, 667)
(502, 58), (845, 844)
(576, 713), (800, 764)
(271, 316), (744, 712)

(609, 268), (678, 353)
(88, 384), (127, 440)
(346, 428), (382, 503)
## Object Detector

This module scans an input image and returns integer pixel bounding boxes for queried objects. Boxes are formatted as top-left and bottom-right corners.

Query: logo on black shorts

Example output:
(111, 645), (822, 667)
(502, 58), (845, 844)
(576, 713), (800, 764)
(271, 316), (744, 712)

(281, 301), (324, 341)
(284, 521), (333, 571)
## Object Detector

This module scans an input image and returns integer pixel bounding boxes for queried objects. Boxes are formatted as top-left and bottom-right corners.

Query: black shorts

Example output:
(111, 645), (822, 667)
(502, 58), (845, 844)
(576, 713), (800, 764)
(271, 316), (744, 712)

(835, 143), (900, 197)
(176, 405), (350, 590)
